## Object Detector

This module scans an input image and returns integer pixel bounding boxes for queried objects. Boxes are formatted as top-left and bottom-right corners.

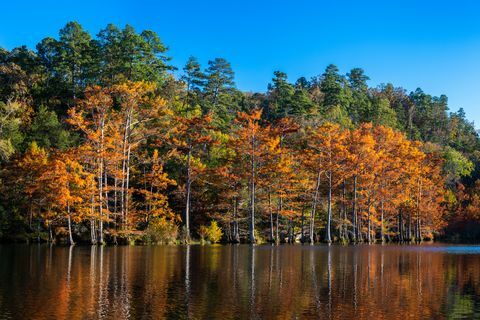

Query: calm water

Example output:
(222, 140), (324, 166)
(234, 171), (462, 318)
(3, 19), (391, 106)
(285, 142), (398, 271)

(1, 244), (480, 320)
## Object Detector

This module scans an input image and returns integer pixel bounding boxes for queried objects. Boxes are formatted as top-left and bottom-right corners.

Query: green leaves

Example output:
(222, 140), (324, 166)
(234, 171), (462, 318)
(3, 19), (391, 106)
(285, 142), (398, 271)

(26, 105), (73, 150)
(443, 146), (474, 183)
(0, 101), (24, 161)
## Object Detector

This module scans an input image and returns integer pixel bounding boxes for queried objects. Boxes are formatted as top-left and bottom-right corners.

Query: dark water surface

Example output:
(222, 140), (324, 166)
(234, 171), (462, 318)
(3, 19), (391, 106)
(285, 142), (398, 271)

(1, 244), (480, 319)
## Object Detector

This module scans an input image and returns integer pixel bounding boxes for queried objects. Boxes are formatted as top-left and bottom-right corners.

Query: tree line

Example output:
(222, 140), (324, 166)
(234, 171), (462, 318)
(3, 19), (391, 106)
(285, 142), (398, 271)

(0, 21), (479, 244)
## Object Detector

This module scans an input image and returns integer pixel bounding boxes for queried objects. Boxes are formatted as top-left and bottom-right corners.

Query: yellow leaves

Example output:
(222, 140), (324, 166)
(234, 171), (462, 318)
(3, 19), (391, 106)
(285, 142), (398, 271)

(112, 81), (157, 101)
(19, 142), (48, 168)
(198, 221), (223, 243)
(265, 135), (281, 152)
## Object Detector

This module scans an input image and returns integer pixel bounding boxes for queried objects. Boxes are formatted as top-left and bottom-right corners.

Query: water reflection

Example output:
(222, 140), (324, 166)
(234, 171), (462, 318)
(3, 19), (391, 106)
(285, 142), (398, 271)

(1, 244), (480, 319)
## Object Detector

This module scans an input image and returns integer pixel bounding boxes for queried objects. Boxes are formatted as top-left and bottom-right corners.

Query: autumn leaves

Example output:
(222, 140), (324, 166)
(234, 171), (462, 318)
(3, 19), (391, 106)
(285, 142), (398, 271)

(6, 82), (446, 244)
(220, 110), (445, 243)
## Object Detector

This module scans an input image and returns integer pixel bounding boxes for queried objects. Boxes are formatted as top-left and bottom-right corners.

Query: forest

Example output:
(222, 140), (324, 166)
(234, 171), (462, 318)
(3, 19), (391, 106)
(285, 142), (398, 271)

(1, 21), (479, 245)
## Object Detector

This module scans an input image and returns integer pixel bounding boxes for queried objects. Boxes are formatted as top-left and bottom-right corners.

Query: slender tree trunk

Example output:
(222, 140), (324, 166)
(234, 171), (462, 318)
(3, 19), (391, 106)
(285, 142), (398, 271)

(357, 204), (363, 242)
(276, 195), (282, 244)
(185, 147), (192, 242)
(288, 218), (294, 243)
(249, 134), (256, 244)
(310, 169), (321, 244)
(90, 189), (97, 244)
(407, 211), (412, 241)
(120, 143), (127, 228)
(398, 209), (403, 242)
(67, 202), (74, 245)
(104, 166), (109, 227)
(416, 179), (422, 242)
(98, 116), (105, 244)
(352, 175), (358, 242)
(125, 144), (132, 231)
(301, 207), (305, 242)
(232, 197), (239, 243)
(342, 180), (347, 242)
(113, 175), (118, 229)
(98, 159), (104, 244)
(326, 170), (332, 244)
(120, 109), (131, 230)
(143, 164), (148, 220)
(380, 199), (385, 243)
(367, 195), (371, 243)
(269, 192), (274, 242)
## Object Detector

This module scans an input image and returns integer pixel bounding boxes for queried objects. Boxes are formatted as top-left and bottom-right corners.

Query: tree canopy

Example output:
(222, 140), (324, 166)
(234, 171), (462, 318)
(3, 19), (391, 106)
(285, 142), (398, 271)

(1, 21), (479, 244)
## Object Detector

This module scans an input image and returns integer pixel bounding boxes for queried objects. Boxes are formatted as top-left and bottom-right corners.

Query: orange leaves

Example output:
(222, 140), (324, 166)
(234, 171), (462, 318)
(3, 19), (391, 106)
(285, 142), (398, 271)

(303, 122), (348, 185)
(138, 149), (177, 222)
(113, 81), (170, 126)
(5, 77), (454, 243)
(297, 120), (448, 239)
(167, 113), (216, 185)
(13, 143), (92, 228)
(235, 108), (262, 124)
(168, 113), (215, 150)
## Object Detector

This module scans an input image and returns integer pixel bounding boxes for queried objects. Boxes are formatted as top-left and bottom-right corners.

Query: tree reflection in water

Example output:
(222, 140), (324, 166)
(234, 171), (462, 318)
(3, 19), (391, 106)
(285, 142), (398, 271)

(1, 244), (480, 319)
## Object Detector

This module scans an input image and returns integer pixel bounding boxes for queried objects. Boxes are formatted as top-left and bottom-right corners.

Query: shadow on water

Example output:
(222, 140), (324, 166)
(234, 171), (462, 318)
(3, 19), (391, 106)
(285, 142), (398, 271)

(1, 244), (480, 319)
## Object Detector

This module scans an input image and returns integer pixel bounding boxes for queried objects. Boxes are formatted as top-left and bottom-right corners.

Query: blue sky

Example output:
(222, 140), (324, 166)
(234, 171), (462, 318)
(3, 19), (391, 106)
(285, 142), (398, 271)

(1, 0), (480, 126)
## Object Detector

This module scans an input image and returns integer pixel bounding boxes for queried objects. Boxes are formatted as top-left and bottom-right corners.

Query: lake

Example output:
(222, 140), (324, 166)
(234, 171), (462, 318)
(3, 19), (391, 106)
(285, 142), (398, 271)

(0, 244), (479, 319)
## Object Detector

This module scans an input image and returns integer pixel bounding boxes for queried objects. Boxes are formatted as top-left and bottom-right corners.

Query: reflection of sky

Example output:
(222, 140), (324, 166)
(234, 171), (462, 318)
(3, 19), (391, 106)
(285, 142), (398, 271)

(404, 244), (480, 254)
(2, 1), (480, 127)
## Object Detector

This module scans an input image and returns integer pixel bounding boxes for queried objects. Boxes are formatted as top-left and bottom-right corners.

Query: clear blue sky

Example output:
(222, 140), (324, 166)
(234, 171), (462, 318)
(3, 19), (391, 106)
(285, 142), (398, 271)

(1, 0), (480, 126)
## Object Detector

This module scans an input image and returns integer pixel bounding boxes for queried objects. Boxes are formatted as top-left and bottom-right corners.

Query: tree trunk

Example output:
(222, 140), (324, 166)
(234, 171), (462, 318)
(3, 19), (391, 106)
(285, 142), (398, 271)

(367, 195), (371, 243)
(90, 190), (97, 244)
(232, 197), (239, 243)
(301, 207), (305, 242)
(185, 147), (192, 242)
(398, 209), (403, 242)
(326, 170), (332, 243)
(342, 180), (347, 242)
(98, 115), (105, 244)
(113, 175), (118, 229)
(416, 179), (422, 242)
(104, 166), (109, 227)
(352, 175), (358, 242)
(98, 158), (104, 244)
(380, 199), (385, 243)
(120, 109), (132, 230)
(310, 169), (321, 244)
(124, 143), (132, 231)
(269, 192), (274, 242)
(276, 195), (282, 244)
(249, 134), (256, 244)
(288, 218), (294, 243)
(407, 212), (412, 241)
(49, 224), (53, 243)
(67, 202), (74, 245)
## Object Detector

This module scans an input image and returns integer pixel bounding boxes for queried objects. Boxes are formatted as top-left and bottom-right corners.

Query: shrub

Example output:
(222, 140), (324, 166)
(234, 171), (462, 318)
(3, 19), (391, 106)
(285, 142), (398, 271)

(145, 217), (178, 244)
(206, 221), (223, 244)
(198, 221), (223, 244)
(198, 225), (208, 244)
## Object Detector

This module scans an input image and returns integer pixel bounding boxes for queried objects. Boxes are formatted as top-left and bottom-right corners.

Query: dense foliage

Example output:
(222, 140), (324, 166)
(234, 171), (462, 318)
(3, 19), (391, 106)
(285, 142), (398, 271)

(1, 22), (479, 244)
